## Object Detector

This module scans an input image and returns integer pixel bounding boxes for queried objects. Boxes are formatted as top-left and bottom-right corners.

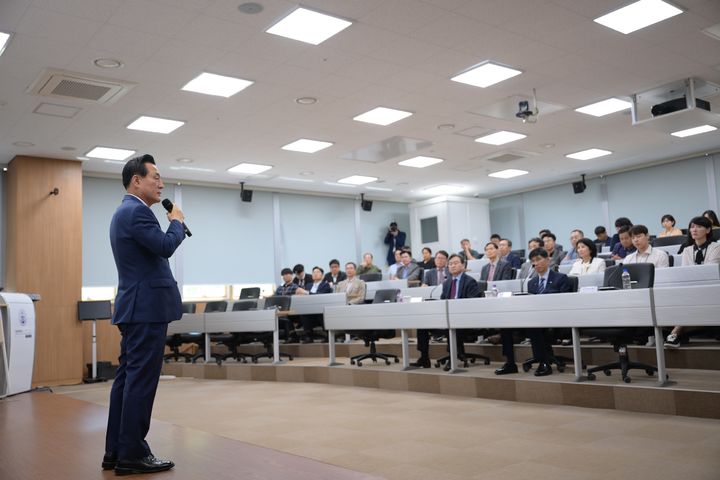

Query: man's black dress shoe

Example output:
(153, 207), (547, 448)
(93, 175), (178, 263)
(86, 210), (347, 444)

(494, 362), (518, 375)
(534, 362), (553, 377)
(115, 455), (174, 476)
(102, 452), (117, 470)
(409, 357), (431, 368)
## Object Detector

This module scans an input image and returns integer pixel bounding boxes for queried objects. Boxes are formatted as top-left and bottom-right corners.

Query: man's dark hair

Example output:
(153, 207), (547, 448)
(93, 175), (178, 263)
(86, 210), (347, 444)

(422, 247), (432, 255)
(122, 154), (155, 189)
(345, 262), (357, 269)
(281, 268), (293, 275)
(529, 247), (549, 260)
(618, 225), (631, 235)
(400, 250), (411, 257)
(292, 264), (305, 274)
(500, 238), (512, 247)
(448, 254), (465, 265)
(614, 217), (633, 228)
(436, 250), (449, 259)
(329, 259), (340, 267)
(542, 232), (556, 241)
(312, 266), (324, 274)
(528, 237), (542, 246)
(484, 242), (498, 249)
(629, 225), (649, 236)
(490, 233), (501, 240)
(594, 225), (607, 235)
(576, 238), (597, 259)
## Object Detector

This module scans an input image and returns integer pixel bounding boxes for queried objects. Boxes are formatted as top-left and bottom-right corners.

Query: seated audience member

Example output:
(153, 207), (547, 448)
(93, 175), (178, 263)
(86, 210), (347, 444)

(568, 238), (606, 276)
(593, 225), (612, 247)
(292, 264), (312, 289)
(665, 216), (720, 347)
(458, 238), (482, 261)
(490, 233), (501, 246)
(498, 238), (523, 270)
(624, 225), (669, 268)
(539, 228), (564, 251)
(518, 237), (542, 279)
(276, 268), (306, 296)
(703, 209), (720, 229)
(388, 249), (403, 279)
(323, 259), (347, 286)
(417, 247), (436, 270)
(542, 232), (564, 269)
(297, 266), (333, 343)
(560, 229), (584, 264)
(658, 214), (683, 238)
(397, 250), (422, 284)
(611, 225), (636, 260)
(411, 254), (481, 368)
(423, 250), (449, 287)
(495, 248), (572, 377)
(610, 217), (633, 249)
(356, 253), (381, 275)
(480, 242), (513, 282)
(336, 262), (366, 305)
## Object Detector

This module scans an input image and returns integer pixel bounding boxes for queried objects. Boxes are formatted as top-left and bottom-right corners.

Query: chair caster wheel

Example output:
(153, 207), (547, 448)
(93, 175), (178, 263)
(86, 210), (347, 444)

(484, 359), (491, 365)
(288, 356), (293, 361)
(371, 358), (377, 363)
(443, 365), (451, 372)
(623, 376), (632, 383)
(522, 363), (531, 372)
(603, 369), (612, 376)
(587, 373), (596, 381)
(385, 360), (390, 365)
(557, 367), (565, 373)
(434, 362), (441, 368)
(357, 361), (362, 367)
(394, 358), (400, 363)
(350, 360), (355, 365)
(645, 369), (655, 376)
(216, 360), (222, 366)
(470, 358), (476, 364)
(252, 359), (258, 364)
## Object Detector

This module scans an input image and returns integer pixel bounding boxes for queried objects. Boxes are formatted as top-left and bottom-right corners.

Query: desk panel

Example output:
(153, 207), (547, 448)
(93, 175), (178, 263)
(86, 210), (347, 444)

(364, 279), (407, 300)
(290, 293), (346, 315)
(325, 300), (447, 331)
(167, 313), (205, 335)
(204, 309), (276, 333)
(398, 286), (441, 300)
(654, 264), (720, 287)
(653, 285), (720, 327)
(577, 273), (605, 288)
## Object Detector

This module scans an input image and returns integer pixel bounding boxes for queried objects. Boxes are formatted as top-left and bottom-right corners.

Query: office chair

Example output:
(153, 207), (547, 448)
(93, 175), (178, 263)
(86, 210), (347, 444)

(436, 281), (491, 371)
(252, 296), (293, 363)
(190, 301), (229, 363)
(521, 276), (582, 374)
(239, 287), (261, 299)
(209, 300), (258, 365)
(604, 259), (616, 268)
(511, 249), (525, 260)
(350, 289), (401, 367)
(652, 235), (686, 247)
(667, 255), (674, 267)
(713, 229), (720, 242)
(359, 272), (382, 282)
(164, 302), (199, 363)
(585, 263), (660, 383)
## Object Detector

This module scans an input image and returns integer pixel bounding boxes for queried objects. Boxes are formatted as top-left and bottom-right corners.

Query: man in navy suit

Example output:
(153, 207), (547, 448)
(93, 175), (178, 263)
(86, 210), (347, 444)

(498, 238), (523, 270)
(384, 222), (406, 266)
(495, 247), (572, 377)
(298, 266), (333, 343)
(104, 154), (186, 475)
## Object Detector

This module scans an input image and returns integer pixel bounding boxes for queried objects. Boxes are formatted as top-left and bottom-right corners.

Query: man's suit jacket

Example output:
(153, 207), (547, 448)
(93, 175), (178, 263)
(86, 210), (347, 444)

(503, 253), (523, 270)
(424, 267), (449, 286)
(528, 270), (572, 295)
(397, 262), (421, 282)
(110, 195), (185, 324)
(384, 231), (406, 265)
(441, 273), (482, 300)
(480, 259), (513, 282)
(293, 273), (313, 289)
(308, 281), (333, 294)
(336, 278), (366, 305)
(323, 271), (347, 286)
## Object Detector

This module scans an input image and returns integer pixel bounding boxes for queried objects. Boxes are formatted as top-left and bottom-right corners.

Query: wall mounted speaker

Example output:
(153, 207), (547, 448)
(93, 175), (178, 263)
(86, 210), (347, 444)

(241, 189), (253, 202)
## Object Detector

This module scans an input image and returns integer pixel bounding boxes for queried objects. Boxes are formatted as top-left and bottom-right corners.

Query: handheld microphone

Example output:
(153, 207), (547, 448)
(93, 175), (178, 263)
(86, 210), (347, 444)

(162, 199), (192, 237)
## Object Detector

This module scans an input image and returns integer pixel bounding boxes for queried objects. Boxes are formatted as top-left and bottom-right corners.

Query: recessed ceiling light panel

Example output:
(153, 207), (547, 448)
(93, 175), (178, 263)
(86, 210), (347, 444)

(86, 146), (136, 160)
(566, 148), (612, 160)
(127, 115), (185, 134)
(488, 169), (529, 179)
(398, 156), (444, 168)
(575, 98), (632, 117)
(228, 162), (273, 174)
(182, 72), (253, 98)
(451, 61), (522, 88)
(423, 184), (465, 195)
(670, 125), (717, 138)
(0, 31), (12, 57)
(266, 7), (352, 45)
(282, 139), (333, 153)
(353, 107), (413, 126)
(593, 0), (683, 34)
(337, 175), (378, 185)
(475, 131), (527, 145)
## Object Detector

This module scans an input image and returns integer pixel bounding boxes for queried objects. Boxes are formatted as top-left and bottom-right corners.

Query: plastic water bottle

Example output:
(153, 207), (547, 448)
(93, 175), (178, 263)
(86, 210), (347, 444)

(621, 269), (632, 290)
(396, 290), (403, 303)
(491, 283), (499, 297)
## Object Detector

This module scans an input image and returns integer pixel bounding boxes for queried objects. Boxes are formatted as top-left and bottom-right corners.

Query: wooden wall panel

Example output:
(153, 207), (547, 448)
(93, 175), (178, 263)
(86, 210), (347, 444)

(5, 156), (84, 386)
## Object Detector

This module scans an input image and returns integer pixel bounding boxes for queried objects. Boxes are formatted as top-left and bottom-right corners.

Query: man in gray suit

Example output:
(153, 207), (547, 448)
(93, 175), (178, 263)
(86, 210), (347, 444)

(423, 250), (450, 286)
(396, 250), (421, 284)
(480, 242), (514, 282)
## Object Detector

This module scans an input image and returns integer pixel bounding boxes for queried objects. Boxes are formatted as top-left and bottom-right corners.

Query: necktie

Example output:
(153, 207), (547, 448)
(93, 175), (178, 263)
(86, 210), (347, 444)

(538, 277), (546, 294)
(402, 267), (408, 279)
(487, 263), (495, 282)
(437, 269), (444, 285)
(450, 278), (458, 299)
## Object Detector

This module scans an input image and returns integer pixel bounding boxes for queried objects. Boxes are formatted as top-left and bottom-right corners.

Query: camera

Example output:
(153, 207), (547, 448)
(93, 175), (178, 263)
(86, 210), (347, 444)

(516, 100), (533, 121)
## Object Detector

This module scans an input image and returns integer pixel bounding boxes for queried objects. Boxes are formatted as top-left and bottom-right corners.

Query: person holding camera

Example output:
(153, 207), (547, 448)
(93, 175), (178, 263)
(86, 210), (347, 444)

(384, 222), (406, 266)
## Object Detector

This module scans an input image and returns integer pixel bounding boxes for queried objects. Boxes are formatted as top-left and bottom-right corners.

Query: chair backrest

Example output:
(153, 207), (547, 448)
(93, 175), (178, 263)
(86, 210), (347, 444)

(232, 300), (257, 311)
(181, 302), (196, 314)
(204, 301), (228, 313)
(653, 235), (686, 247)
(264, 295), (291, 311)
(359, 272), (382, 282)
(511, 249), (525, 260)
(476, 280), (488, 296)
(239, 287), (261, 299)
(713, 229), (720, 242)
(668, 255), (674, 267)
(604, 259), (615, 268)
(373, 289), (399, 303)
(566, 275), (579, 293)
(509, 268), (517, 279)
(603, 263), (655, 289)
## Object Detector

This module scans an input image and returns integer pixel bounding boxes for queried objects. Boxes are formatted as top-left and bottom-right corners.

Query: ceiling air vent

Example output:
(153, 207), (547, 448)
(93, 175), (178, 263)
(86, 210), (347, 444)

(27, 68), (136, 105)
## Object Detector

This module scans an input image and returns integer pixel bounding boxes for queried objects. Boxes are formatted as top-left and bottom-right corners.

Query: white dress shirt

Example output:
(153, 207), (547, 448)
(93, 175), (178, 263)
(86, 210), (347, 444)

(624, 246), (669, 268)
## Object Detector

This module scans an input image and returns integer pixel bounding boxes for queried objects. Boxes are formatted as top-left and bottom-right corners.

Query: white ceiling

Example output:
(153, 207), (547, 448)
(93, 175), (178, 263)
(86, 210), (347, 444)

(1, 0), (720, 201)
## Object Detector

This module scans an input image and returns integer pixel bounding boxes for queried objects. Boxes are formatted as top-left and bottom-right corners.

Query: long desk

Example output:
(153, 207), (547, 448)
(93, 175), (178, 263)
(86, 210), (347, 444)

(289, 293), (347, 315)
(364, 279), (407, 300)
(653, 284), (720, 328)
(324, 300), (448, 369)
(654, 264), (720, 287)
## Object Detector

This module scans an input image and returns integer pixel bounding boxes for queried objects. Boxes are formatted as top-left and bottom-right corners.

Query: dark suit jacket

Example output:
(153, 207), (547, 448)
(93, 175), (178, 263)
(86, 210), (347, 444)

(480, 259), (513, 282)
(110, 195), (185, 324)
(503, 253), (523, 269)
(441, 273), (482, 300)
(384, 230), (406, 265)
(293, 273), (313, 289)
(308, 281), (333, 294)
(527, 270), (572, 294)
(397, 262), (421, 282)
(424, 267), (449, 286)
(323, 271), (347, 285)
